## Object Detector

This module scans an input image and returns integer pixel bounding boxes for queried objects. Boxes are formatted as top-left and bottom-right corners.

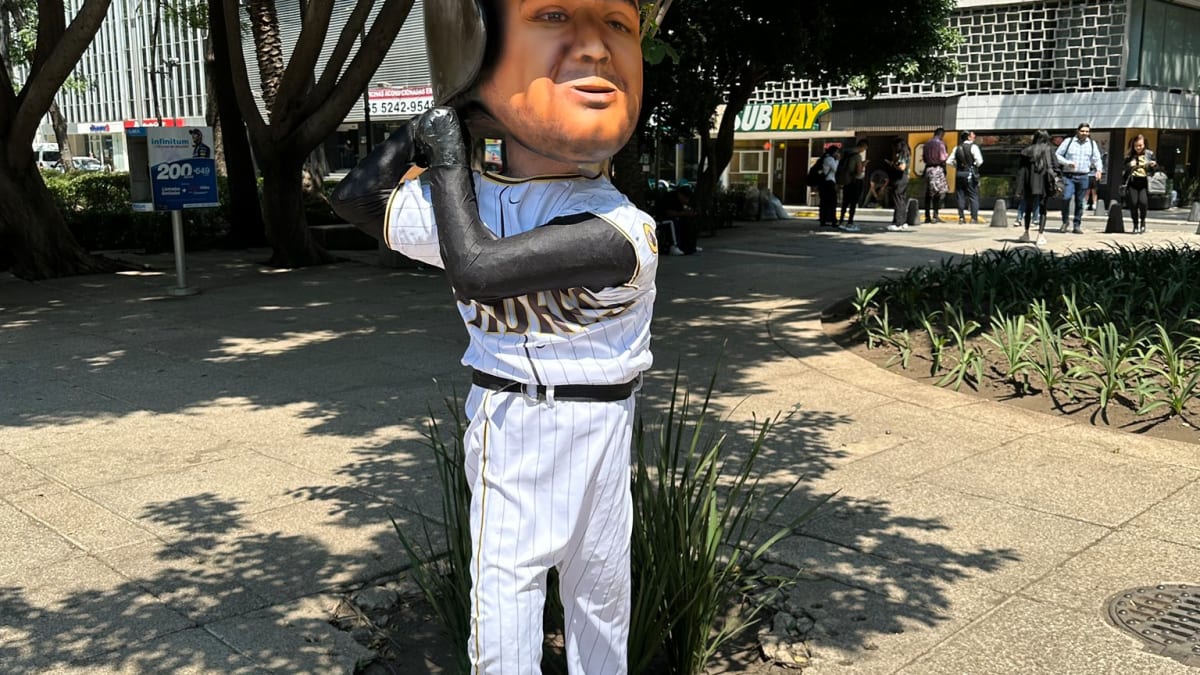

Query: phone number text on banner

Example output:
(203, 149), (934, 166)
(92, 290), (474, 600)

(151, 157), (219, 211)
(368, 97), (433, 117)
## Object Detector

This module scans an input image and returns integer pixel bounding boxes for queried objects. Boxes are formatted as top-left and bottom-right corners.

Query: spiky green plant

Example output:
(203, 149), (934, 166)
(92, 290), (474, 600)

(981, 311), (1035, 393)
(1066, 321), (1144, 420)
(629, 367), (829, 674)
(1134, 321), (1200, 419)
(391, 400), (474, 675)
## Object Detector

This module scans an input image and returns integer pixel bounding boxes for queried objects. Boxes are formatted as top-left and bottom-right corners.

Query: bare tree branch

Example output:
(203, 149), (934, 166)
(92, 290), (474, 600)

(307, 0), (371, 109)
(642, 0), (672, 40)
(272, 0), (332, 120)
(221, 0), (270, 145)
(293, 0), (412, 150)
(29, 0), (66, 79)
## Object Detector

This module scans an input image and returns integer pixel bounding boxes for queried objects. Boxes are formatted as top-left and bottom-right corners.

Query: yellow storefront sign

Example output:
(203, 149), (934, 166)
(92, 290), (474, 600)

(733, 101), (832, 132)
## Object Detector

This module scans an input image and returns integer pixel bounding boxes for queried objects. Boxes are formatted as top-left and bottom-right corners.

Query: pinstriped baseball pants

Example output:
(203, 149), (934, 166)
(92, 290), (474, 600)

(464, 386), (634, 675)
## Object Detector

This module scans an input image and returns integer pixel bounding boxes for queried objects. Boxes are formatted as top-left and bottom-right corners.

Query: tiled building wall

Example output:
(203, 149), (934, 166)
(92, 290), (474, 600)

(752, 0), (1129, 103)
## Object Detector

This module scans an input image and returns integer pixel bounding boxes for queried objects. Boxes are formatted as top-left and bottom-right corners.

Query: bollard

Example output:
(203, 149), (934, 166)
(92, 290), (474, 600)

(1096, 199), (1106, 214)
(990, 198), (1009, 227)
(1189, 202), (1200, 223)
(906, 198), (919, 226)
(1105, 202), (1125, 234)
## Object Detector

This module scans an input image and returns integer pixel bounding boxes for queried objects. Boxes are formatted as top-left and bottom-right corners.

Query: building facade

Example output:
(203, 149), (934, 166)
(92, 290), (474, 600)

(731, 0), (1200, 206)
(40, 0), (433, 173)
(39, 0), (211, 171)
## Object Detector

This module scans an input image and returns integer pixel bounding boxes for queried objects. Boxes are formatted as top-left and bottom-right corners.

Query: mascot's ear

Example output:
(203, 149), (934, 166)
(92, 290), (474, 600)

(425, 0), (490, 107)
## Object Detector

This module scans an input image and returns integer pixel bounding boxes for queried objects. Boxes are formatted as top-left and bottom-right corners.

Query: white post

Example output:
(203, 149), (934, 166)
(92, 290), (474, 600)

(168, 210), (198, 296)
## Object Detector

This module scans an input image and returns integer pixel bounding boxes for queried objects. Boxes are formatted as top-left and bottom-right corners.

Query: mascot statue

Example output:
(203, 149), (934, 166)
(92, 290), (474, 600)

(332, 1), (655, 672)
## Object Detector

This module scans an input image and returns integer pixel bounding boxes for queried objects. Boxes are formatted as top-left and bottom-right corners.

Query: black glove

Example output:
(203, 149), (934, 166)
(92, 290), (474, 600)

(413, 107), (469, 169)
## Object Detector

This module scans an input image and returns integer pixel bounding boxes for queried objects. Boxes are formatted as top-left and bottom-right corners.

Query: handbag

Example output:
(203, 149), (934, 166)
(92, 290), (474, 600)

(1046, 170), (1065, 197)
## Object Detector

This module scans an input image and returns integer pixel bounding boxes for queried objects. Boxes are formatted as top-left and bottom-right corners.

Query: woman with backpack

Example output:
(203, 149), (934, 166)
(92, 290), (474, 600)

(1123, 134), (1157, 234)
(1014, 130), (1062, 246)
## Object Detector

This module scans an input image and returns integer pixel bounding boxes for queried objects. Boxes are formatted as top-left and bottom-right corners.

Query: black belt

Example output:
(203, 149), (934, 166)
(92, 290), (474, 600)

(1067, 172), (1090, 176)
(471, 370), (638, 402)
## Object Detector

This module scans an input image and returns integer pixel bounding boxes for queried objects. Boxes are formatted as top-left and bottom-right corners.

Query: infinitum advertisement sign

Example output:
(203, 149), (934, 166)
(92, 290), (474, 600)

(146, 127), (219, 211)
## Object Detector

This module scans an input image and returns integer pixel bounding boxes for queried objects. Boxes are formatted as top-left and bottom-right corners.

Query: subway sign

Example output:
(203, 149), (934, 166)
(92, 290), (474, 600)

(733, 101), (832, 132)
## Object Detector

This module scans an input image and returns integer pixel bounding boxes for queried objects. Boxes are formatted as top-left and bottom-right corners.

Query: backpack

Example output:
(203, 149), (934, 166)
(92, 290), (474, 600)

(835, 152), (855, 187)
(806, 161), (824, 188)
(955, 144), (975, 171)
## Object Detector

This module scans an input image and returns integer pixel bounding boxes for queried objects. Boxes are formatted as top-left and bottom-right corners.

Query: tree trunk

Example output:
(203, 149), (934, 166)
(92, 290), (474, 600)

(206, 0), (265, 248)
(49, 101), (74, 170)
(0, 159), (119, 279)
(258, 158), (333, 267)
(696, 73), (760, 211)
(611, 136), (648, 209)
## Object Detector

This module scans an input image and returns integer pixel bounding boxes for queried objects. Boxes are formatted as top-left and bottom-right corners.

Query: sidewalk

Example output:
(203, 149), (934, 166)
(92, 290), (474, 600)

(2, 218), (1198, 673)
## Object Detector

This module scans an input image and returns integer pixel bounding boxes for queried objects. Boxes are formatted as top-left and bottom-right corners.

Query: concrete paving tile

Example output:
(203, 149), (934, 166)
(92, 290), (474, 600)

(79, 453), (334, 542)
(800, 481), (1109, 595)
(896, 596), (1195, 675)
(236, 490), (406, 601)
(943, 398), (1076, 434)
(807, 428), (1018, 498)
(0, 377), (126, 434)
(767, 535), (1006, 615)
(0, 333), (127, 379)
(0, 555), (193, 671)
(711, 364), (898, 417)
(8, 486), (156, 553)
(206, 594), (372, 673)
(172, 397), (428, 448)
(0, 501), (80, 580)
(1125, 479), (1200, 549)
(818, 369), (980, 410)
(96, 541), (272, 623)
(58, 354), (264, 413)
(920, 435), (1200, 527)
(1023, 529), (1200, 615)
(777, 577), (1004, 675)
(20, 414), (237, 488)
(1040, 422), (1200, 470)
(48, 627), (263, 674)
(0, 452), (51, 495)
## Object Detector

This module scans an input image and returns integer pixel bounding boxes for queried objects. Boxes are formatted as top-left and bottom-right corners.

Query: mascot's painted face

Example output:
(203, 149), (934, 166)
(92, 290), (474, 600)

(477, 0), (643, 169)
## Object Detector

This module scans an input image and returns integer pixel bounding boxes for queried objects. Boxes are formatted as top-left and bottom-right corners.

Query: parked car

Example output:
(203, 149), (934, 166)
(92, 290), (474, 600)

(33, 144), (61, 170)
(70, 156), (105, 172)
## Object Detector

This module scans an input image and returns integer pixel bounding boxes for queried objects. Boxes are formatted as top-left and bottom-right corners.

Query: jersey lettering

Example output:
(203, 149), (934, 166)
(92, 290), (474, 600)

(466, 288), (633, 336)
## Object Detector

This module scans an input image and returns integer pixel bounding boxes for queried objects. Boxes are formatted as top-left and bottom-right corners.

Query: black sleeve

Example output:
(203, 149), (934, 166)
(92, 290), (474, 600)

(426, 166), (638, 303)
(330, 124), (417, 241)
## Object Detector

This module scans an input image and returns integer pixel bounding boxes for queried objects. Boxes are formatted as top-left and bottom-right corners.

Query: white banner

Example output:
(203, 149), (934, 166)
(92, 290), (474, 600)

(367, 86), (434, 117)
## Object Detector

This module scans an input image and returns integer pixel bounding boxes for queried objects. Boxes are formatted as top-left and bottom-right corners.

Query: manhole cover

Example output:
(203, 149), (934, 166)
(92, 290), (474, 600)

(1106, 584), (1200, 667)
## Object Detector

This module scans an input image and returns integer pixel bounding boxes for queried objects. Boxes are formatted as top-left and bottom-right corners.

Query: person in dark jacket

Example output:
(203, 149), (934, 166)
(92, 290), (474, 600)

(1014, 130), (1062, 246)
(1123, 134), (1157, 234)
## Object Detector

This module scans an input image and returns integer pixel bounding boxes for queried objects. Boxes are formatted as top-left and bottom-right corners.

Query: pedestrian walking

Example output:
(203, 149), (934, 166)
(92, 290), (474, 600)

(1054, 123), (1104, 234)
(1123, 134), (1158, 234)
(818, 145), (840, 228)
(922, 127), (949, 223)
(837, 139), (868, 232)
(947, 130), (983, 224)
(885, 137), (912, 231)
(1015, 130), (1062, 246)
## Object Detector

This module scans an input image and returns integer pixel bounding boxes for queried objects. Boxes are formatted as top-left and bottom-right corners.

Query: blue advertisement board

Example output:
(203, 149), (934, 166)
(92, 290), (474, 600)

(146, 127), (219, 211)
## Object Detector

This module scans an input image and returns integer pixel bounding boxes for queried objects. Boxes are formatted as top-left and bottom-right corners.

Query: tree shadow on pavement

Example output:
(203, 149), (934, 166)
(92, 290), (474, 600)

(0, 239), (1024, 671)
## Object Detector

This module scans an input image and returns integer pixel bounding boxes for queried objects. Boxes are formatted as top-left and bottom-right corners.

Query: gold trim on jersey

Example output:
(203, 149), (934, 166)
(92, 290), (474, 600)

(382, 181), (404, 251)
(482, 172), (595, 186)
(471, 390), (493, 673)
(596, 211), (643, 289)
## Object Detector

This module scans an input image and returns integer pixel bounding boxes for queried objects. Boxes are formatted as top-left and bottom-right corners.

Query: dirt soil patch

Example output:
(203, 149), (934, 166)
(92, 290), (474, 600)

(821, 300), (1200, 446)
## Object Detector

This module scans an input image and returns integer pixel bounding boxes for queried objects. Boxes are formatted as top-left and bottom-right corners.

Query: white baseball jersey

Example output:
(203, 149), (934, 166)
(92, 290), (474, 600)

(385, 172), (658, 386)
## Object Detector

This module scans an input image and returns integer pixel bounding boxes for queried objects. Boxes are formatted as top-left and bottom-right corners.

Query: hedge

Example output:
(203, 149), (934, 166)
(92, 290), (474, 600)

(40, 170), (342, 252)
